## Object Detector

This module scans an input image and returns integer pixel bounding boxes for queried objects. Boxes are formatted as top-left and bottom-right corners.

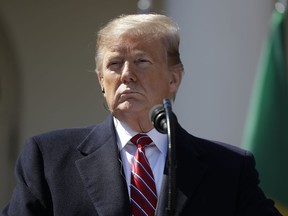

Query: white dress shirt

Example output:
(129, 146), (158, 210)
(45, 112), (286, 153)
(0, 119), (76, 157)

(113, 117), (168, 197)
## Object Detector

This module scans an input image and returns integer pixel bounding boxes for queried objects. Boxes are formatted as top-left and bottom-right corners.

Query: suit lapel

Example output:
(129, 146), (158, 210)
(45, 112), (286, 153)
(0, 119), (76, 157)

(176, 125), (208, 215)
(175, 151), (207, 215)
(75, 116), (207, 215)
(75, 116), (131, 216)
(156, 164), (207, 216)
(156, 124), (208, 216)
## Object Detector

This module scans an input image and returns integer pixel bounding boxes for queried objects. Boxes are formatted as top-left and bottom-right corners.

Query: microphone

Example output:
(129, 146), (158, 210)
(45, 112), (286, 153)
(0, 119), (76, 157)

(149, 104), (167, 134)
(149, 99), (177, 216)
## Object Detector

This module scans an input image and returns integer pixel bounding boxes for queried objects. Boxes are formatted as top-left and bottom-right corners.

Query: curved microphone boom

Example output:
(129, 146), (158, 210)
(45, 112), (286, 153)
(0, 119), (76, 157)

(149, 99), (177, 216)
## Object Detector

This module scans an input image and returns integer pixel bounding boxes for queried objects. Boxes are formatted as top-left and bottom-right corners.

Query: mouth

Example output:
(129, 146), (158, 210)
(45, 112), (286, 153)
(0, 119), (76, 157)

(118, 89), (141, 101)
(121, 89), (137, 95)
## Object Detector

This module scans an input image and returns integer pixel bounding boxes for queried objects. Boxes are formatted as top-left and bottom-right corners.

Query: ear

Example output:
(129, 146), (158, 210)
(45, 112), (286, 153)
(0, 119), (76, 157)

(97, 72), (105, 94)
(169, 64), (183, 93)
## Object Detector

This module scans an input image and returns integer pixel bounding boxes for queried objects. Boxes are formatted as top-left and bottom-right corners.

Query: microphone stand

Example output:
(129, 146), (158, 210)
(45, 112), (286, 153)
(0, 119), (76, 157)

(163, 99), (177, 216)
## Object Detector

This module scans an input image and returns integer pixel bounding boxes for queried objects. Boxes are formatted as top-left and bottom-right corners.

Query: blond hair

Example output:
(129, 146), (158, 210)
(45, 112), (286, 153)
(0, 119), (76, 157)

(95, 14), (183, 75)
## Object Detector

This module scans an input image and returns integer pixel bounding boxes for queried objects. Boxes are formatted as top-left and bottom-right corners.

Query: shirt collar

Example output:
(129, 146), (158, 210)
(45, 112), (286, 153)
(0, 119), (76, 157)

(113, 117), (167, 154)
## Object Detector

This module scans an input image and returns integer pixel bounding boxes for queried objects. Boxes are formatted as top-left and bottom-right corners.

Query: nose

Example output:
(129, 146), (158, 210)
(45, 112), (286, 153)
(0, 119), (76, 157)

(120, 61), (136, 83)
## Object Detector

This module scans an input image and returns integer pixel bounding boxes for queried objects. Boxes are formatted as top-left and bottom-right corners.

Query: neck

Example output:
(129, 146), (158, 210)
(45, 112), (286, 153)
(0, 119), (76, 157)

(114, 115), (153, 133)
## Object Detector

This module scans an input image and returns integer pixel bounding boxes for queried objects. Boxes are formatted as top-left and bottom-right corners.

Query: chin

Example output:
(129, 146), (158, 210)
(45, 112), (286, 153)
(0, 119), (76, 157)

(116, 101), (148, 114)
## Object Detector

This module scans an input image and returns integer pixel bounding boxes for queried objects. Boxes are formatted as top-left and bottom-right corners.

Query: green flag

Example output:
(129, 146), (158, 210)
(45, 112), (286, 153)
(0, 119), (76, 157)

(242, 3), (288, 215)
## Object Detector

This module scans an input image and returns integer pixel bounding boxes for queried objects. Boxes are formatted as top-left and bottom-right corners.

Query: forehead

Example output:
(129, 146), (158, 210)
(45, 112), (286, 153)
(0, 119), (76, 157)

(103, 35), (165, 58)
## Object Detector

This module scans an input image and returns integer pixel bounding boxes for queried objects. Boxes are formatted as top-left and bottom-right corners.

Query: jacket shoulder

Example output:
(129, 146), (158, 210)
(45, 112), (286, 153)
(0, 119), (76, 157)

(32, 126), (95, 145)
(177, 124), (250, 159)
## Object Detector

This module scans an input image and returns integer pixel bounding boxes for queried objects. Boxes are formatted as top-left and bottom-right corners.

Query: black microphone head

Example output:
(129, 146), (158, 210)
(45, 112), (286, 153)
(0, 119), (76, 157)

(149, 104), (167, 134)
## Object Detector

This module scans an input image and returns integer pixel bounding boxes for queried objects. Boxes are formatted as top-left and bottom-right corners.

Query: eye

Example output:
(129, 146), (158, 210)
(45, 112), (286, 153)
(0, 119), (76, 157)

(136, 58), (148, 63)
(108, 60), (123, 70)
(135, 58), (151, 66)
(109, 60), (122, 65)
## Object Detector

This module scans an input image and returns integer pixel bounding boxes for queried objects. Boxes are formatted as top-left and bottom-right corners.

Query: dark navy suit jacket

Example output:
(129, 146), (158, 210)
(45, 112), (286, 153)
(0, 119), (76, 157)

(2, 115), (281, 215)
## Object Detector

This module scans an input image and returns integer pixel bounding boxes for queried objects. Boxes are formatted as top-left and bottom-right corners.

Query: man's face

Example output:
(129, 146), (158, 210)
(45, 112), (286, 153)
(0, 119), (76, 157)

(98, 35), (181, 121)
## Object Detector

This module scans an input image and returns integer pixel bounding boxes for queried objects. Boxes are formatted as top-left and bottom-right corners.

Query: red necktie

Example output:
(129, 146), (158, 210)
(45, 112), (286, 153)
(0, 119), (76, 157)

(130, 133), (157, 216)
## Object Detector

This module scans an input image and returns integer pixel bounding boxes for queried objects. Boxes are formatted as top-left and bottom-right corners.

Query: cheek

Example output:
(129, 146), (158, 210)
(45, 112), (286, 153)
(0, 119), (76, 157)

(145, 79), (171, 100)
(102, 72), (120, 90)
(102, 75), (120, 101)
(104, 83), (118, 102)
(149, 74), (170, 90)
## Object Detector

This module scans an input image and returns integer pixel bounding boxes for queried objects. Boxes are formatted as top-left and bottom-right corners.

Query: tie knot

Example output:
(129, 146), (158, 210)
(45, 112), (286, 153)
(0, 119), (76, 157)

(131, 133), (153, 148)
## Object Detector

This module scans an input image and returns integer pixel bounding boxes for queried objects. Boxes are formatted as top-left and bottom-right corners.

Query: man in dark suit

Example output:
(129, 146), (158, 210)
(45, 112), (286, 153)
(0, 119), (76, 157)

(2, 14), (281, 216)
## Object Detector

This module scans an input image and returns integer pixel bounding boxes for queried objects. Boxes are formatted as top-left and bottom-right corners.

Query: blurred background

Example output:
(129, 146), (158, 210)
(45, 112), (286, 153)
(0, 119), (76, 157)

(0, 0), (277, 210)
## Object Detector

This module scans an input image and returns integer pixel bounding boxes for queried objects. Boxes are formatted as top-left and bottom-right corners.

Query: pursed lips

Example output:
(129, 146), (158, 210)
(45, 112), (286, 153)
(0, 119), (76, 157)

(118, 89), (142, 100)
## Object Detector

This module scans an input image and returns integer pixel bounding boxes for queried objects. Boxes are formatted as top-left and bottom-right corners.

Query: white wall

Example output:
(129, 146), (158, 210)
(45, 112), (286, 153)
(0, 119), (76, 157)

(166, 0), (274, 146)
